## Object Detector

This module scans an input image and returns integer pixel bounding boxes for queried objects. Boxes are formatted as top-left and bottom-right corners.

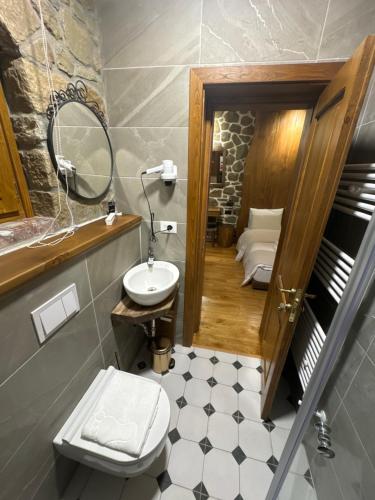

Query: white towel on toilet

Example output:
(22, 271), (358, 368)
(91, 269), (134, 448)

(81, 367), (161, 457)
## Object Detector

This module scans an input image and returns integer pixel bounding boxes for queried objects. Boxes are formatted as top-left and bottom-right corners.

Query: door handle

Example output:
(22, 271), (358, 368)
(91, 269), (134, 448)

(277, 276), (302, 322)
(278, 302), (292, 311)
(279, 287), (297, 294)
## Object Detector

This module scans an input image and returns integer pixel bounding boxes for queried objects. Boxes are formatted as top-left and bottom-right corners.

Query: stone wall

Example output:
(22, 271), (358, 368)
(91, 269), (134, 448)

(0, 0), (110, 227)
(209, 110), (255, 225)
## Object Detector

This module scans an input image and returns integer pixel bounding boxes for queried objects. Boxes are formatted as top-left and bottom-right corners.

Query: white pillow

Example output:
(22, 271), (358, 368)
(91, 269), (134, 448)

(248, 208), (284, 230)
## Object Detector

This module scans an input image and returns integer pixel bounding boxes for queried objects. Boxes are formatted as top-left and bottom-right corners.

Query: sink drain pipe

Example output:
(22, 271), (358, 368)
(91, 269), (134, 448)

(140, 319), (157, 338)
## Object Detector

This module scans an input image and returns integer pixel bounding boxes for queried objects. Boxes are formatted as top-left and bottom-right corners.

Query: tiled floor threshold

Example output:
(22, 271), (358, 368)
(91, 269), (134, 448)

(63, 345), (317, 500)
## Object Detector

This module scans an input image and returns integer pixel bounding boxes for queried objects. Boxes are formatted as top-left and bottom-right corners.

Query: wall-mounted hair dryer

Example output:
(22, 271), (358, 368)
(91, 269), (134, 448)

(141, 160), (177, 186)
(56, 155), (76, 177)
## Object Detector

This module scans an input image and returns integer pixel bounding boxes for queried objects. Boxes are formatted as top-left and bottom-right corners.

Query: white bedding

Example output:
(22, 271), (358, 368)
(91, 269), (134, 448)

(236, 228), (280, 286)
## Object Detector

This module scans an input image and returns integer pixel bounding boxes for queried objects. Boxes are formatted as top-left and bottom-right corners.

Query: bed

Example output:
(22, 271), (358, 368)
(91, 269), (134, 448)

(236, 208), (283, 288)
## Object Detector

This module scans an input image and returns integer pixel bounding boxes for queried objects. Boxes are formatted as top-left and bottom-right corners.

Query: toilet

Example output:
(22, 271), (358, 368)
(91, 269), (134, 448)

(53, 368), (170, 477)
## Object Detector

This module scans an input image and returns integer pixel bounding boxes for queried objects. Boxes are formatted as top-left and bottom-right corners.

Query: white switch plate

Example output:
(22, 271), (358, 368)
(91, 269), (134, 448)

(159, 221), (177, 233)
(31, 284), (80, 344)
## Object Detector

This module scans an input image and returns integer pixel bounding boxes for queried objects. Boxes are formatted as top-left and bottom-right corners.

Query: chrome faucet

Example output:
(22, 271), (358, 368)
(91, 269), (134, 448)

(147, 236), (155, 267)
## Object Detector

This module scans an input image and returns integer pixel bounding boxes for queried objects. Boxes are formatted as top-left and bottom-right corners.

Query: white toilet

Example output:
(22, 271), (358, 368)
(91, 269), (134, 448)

(54, 368), (170, 477)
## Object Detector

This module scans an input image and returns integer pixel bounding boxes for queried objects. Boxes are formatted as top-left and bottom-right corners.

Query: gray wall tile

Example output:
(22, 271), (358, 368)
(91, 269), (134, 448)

(319, 0), (375, 59)
(111, 322), (145, 370)
(309, 455), (344, 500)
(349, 277), (375, 352)
(344, 354), (375, 469)
(32, 456), (78, 500)
(0, 257), (91, 384)
(0, 347), (103, 500)
(330, 403), (375, 499)
(86, 226), (140, 296)
(101, 328), (120, 368)
(141, 220), (186, 262)
(114, 177), (187, 223)
(201, 0), (327, 64)
(358, 69), (375, 126)
(93, 276), (125, 340)
(348, 120), (375, 163)
(104, 66), (189, 127)
(98, 0), (200, 67)
(0, 304), (99, 470)
(110, 127), (188, 179)
(331, 338), (366, 399)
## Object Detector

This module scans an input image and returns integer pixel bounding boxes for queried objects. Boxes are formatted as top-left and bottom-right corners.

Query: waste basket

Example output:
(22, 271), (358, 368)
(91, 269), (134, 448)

(150, 337), (172, 374)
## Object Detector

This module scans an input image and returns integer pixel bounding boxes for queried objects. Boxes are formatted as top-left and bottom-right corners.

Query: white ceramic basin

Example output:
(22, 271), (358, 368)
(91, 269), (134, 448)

(123, 261), (179, 306)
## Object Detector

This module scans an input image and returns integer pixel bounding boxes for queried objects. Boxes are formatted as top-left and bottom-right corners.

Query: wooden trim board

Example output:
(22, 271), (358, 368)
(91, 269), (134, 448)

(183, 62), (344, 347)
(0, 215), (142, 296)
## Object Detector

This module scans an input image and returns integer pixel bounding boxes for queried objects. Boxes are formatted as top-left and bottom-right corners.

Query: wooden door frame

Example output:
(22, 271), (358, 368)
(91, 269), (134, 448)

(183, 62), (344, 347)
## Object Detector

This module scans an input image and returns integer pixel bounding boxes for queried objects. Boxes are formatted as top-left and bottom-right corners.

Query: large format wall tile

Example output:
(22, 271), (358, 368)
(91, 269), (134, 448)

(348, 121), (375, 163)
(0, 257), (91, 384)
(86, 227), (139, 296)
(98, 0), (200, 68)
(331, 337), (366, 399)
(344, 354), (375, 468)
(0, 304), (99, 471)
(330, 403), (375, 499)
(310, 456), (344, 500)
(358, 70), (375, 125)
(201, 0), (327, 63)
(111, 320), (145, 370)
(32, 456), (77, 500)
(110, 127), (188, 179)
(141, 220), (186, 262)
(115, 177), (187, 223)
(0, 346), (103, 500)
(93, 276), (125, 340)
(319, 0), (375, 59)
(104, 66), (189, 127)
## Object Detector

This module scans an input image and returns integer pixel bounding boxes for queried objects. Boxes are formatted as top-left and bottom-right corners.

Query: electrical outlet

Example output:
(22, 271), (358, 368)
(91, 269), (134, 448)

(159, 221), (177, 233)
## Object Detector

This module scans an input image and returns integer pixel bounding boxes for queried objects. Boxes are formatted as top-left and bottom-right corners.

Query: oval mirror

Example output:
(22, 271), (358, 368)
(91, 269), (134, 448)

(47, 81), (113, 201)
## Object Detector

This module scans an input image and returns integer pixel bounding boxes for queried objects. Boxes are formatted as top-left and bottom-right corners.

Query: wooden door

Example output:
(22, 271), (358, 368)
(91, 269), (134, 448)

(237, 109), (307, 237)
(0, 84), (33, 222)
(260, 36), (375, 418)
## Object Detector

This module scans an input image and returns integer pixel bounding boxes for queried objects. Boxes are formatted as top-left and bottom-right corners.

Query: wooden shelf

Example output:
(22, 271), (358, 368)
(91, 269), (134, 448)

(0, 214), (142, 297)
(112, 286), (178, 324)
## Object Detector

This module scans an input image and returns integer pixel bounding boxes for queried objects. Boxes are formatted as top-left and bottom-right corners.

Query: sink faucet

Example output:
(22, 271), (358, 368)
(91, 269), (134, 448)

(147, 235), (155, 267)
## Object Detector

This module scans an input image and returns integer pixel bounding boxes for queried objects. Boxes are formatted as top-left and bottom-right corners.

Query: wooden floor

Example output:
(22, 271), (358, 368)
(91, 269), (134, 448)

(193, 245), (267, 357)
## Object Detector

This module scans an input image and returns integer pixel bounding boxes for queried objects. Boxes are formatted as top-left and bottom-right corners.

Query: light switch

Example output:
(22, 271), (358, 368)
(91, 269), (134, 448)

(62, 290), (78, 317)
(40, 299), (67, 336)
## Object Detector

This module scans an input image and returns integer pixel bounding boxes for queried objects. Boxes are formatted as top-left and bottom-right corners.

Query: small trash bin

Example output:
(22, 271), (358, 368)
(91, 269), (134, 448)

(150, 337), (172, 374)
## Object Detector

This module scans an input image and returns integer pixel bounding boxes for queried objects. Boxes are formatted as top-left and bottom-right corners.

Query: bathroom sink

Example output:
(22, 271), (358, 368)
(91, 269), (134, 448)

(123, 261), (179, 306)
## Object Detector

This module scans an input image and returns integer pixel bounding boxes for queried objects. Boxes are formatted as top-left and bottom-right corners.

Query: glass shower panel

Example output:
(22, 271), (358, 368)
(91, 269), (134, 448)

(277, 275), (375, 500)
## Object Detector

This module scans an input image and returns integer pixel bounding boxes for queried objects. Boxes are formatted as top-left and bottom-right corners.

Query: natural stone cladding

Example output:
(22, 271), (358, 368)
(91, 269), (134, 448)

(0, 0), (111, 227)
(210, 110), (255, 226)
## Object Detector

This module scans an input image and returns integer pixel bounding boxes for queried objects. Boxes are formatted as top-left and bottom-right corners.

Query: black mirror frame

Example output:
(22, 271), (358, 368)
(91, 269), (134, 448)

(46, 80), (113, 203)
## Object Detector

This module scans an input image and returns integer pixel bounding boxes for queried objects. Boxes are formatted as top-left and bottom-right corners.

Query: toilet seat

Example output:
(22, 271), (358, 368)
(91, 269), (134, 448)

(53, 368), (170, 477)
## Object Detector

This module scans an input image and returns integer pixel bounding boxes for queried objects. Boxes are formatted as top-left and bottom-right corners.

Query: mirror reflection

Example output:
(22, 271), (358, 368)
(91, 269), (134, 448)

(49, 100), (113, 201)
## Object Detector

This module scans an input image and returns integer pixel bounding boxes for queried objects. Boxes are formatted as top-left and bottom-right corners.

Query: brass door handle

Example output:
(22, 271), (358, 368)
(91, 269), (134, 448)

(279, 287), (297, 294)
(278, 303), (292, 311)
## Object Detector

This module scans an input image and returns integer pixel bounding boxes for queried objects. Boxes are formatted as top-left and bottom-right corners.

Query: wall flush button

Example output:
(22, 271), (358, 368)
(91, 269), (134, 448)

(31, 283), (80, 344)
(62, 290), (78, 317)
(40, 300), (67, 336)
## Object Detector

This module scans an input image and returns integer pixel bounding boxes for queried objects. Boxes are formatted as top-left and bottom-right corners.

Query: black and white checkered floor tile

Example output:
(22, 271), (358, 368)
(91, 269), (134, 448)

(62, 344), (317, 500)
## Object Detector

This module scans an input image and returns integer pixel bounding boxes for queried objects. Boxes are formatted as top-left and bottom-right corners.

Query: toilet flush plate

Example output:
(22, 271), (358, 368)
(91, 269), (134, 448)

(31, 283), (80, 344)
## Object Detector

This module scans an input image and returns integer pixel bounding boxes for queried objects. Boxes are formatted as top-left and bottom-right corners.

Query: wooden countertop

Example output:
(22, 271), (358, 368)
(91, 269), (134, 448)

(0, 214), (142, 297)
(112, 286), (178, 324)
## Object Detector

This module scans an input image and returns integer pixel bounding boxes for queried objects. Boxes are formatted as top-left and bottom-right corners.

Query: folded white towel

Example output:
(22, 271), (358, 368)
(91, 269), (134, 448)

(81, 367), (161, 457)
